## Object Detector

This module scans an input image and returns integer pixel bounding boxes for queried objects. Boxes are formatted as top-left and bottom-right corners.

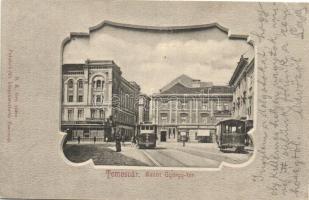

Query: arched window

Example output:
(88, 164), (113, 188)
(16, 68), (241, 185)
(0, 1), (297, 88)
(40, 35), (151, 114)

(91, 76), (104, 105)
(68, 79), (73, 89)
(67, 79), (74, 102)
(78, 80), (83, 89)
(77, 80), (84, 102)
(92, 75), (105, 90)
(96, 80), (101, 88)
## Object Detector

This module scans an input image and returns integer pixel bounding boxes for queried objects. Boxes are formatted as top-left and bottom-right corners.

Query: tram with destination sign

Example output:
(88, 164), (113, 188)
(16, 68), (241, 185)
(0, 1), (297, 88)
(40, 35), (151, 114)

(216, 119), (252, 152)
(137, 123), (157, 149)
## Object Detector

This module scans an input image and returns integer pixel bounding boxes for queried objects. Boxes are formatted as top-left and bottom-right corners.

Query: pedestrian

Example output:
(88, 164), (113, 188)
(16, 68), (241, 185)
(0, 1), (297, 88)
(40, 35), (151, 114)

(94, 136), (96, 144)
(77, 136), (81, 144)
(115, 132), (121, 152)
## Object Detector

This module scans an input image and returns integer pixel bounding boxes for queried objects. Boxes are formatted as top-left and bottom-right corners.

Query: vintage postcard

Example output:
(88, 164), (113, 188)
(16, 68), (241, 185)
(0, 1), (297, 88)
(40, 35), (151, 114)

(0, 1), (308, 200)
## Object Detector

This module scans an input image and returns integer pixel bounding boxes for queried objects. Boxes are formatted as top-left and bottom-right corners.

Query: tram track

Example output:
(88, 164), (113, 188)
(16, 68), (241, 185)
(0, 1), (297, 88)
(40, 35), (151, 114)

(175, 146), (248, 164)
(157, 150), (189, 167)
(141, 150), (162, 167)
(143, 149), (189, 167)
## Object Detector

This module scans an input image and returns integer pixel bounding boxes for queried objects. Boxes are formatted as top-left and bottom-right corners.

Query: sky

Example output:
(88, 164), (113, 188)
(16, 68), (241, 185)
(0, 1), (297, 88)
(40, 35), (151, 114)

(63, 25), (254, 95)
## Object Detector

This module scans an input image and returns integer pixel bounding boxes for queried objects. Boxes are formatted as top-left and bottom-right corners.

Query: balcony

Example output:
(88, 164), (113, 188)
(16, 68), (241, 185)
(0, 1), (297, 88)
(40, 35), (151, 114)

(86, 117), (105, 121)
(62, 119), (105, 125)
(92, 88), (104, 92)
(214, 110), (231, 116)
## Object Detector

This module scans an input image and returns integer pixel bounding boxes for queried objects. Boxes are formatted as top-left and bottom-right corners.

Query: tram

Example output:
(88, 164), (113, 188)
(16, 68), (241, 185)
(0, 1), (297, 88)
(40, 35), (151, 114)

(137, 123), (157, 149)
(216, 119), (252, 152)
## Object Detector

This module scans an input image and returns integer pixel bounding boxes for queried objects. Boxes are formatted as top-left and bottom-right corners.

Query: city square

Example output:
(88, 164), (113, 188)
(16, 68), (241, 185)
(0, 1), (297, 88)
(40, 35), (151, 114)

(64, 141), (253, 167)
(61, 22), (255, 167)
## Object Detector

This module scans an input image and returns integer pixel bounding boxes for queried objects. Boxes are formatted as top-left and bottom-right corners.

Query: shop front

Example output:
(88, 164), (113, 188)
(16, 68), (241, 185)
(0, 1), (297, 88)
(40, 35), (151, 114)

(61, 120), (109, 142)
(178, 126), (216, 143)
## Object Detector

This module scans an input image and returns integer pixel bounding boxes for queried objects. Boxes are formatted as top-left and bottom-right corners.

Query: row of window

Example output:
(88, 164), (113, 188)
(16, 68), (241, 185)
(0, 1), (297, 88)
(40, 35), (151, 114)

(66, 108), (105, 121)
(93, 80), (104, 89)
(156, 102), (230, 111)
(159, 113), (215, 124)
(67, 79), (105, 90)
(233, 95), (253, 110)
(72, 129), (105, 138)
(67, 95), (84, 103)
(118, 91), (136, 110)
(234, 74), (253, 100)
(67, 79), (84, 89)
(67, 94), (104, 103)
(91, 109), (105, 119)
(232, 104), (253, 118)
(114, 111), (135, 124)
(67, 109), (84, 120)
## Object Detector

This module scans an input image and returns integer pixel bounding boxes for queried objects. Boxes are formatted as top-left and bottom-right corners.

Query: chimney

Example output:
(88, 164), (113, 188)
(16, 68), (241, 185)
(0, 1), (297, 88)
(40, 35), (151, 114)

(192, 79), (201, 88)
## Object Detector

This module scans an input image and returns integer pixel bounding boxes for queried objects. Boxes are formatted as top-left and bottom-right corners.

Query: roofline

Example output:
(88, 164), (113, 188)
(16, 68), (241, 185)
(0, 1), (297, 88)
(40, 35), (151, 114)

(160, 82), (215, 91)
(62, 60), (140, 91)
(62, 60), (122, 75)
(159, 74), (216, 93)
(229, 57), (247, 86)
(151, 93), (233, 98)
(120, 76), (141, 91)
(229, 57), (254, 86)
(62, 63), (84, 66)
(85, 59), (115, 64)
(63, 60), (116, 66)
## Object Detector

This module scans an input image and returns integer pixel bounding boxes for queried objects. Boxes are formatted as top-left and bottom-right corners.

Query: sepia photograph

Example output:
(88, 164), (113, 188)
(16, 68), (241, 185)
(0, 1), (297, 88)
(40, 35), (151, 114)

(61, 21), (255, 167)
(1, 1), (308, 199)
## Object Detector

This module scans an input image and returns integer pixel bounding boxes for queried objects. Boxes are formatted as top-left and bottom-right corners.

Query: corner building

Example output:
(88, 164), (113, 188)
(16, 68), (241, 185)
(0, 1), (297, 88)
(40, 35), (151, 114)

(229, 55), (254, 122)
(61, 60), (140, 141)
(151, 75), (233, 143)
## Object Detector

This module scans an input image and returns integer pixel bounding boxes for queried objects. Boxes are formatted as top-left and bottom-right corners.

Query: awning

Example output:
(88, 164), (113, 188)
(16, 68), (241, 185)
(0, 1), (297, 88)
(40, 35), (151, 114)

(117, 125), (134, 130)
(197, 130), (210, 136)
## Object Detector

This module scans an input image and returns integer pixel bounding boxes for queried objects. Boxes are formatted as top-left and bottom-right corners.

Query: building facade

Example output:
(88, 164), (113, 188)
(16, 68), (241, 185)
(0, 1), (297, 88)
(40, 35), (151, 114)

(229, 56), (254, 121)
(138, 94), (151, 123)
(61, 60), (140, 141)
(151, 75), (233, 143)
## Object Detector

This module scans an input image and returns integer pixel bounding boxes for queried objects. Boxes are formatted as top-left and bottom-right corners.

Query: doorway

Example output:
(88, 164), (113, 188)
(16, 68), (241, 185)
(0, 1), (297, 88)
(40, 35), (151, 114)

(160, 131), (167, 142)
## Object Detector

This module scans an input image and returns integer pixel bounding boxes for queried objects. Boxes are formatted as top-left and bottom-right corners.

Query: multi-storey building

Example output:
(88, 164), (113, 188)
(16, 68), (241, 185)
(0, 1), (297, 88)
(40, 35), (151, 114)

(138, 94), (151, 123)
(229, 55), (254, 122)
(61, 60), (140, 141)
(150, 75), (233, 143)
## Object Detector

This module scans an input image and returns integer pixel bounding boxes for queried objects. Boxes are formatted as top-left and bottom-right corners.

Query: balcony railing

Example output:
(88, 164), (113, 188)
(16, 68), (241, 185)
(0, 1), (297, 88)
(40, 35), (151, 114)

(86, 117), (105, 121)
(214, 110), (231, 115)
(62, 120), (104, 125)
